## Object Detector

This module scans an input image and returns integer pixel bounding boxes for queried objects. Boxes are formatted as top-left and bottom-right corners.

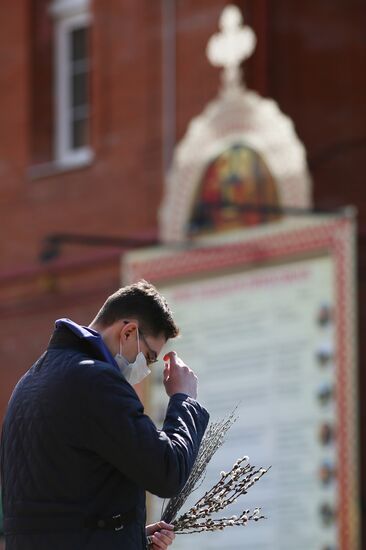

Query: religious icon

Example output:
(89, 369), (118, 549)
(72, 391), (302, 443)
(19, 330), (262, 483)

(319, 502), (337, 526)
(317, 383), (335, 406)
(189, 143), (281, 236)
(318, 423), (336, 446)
(318, 460), (337, 486)
(317, 303), (334, 327)
(315, 342), (334, 367)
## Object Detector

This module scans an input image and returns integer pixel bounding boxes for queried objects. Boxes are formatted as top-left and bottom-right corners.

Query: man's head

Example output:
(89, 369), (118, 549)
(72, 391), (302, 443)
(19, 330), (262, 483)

(90, 280), (179, 367)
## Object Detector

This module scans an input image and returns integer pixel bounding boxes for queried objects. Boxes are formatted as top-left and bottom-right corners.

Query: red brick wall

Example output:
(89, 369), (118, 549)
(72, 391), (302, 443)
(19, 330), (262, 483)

(175, 1), (231, 140)
(0, 255), (121, 418)
(265, 0), (366, 218)
(30, 0), (54, 164)
(2, 1), (157, 268)
(0, 2), (29, 240)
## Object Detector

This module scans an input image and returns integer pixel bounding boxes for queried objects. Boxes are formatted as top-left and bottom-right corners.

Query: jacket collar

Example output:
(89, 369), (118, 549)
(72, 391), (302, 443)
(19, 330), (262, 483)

(48, 318), (119, 371)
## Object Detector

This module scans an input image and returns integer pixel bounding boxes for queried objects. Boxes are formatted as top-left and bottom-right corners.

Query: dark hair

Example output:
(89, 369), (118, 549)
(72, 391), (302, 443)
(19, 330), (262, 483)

(94, 280), (179, 340)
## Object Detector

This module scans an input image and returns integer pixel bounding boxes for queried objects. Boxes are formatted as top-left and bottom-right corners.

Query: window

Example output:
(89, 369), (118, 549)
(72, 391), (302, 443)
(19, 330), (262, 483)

(50, 0), (92, 168)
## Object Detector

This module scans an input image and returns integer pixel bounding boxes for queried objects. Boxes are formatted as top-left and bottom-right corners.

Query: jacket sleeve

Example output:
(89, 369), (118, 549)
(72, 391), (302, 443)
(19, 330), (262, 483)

(83, 365), (209, 498)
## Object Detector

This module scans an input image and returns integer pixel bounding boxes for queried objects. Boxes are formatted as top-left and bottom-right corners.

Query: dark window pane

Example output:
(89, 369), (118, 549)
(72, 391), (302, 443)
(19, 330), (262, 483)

(73, 105), (89, 121)
(72, 117), (88, 149)
(69, 25), (89, 150)
(72, 71), (88, 108)
(71, 27), (87, 62)
(72, 59), (89, 75)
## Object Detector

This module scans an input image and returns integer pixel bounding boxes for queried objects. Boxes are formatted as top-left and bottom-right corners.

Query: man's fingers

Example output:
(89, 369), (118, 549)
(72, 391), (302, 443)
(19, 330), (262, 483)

(163, 351), (186, 367)
(151, 529), (175, 548)
(163, 351), (176, 363)
(164, 352), (187, 369)
(151, 523), (175, 549)
(163, 372), (169, 383)
(162, 351), (198, 399)
(161, 529), (175, 540)
(157, 521), (174, 530)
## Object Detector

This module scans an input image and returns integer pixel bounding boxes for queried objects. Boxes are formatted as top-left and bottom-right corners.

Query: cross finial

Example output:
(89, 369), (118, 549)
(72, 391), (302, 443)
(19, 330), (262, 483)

(207, 5), (257, 91)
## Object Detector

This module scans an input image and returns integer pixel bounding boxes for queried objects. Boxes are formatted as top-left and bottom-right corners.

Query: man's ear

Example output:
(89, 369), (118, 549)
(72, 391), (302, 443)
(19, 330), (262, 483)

(121, 321), (137, 342)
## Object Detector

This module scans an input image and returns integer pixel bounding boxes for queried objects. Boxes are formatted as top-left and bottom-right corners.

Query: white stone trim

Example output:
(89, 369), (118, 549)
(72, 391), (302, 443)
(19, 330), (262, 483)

(50, 0), (91, 20)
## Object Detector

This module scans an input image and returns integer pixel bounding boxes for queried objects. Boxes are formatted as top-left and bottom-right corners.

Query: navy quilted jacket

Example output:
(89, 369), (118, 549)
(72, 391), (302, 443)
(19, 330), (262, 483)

(0, 323), (209, 549)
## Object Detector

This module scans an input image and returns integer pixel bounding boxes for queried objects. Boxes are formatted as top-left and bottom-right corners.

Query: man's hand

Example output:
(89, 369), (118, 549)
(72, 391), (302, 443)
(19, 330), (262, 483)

(146, 521), (175, 549)
(163, 351), (198, 400)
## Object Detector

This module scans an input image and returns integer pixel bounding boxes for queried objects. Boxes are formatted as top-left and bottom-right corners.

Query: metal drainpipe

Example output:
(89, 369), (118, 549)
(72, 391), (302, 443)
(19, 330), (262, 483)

(161, 0), (177, 177)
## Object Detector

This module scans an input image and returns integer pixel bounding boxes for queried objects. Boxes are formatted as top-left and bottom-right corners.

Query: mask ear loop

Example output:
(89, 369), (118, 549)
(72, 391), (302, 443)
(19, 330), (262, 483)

(119, 333), (123, 357)
(136, 326), (141, 354)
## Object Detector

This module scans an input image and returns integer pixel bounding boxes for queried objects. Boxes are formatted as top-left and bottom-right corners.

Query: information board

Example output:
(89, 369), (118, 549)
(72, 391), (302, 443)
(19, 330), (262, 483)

(123, 217), (358, 550)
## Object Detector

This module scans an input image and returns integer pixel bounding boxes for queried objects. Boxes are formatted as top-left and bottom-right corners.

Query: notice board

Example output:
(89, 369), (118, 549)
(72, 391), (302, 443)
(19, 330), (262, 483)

(123, 216), (359, 550)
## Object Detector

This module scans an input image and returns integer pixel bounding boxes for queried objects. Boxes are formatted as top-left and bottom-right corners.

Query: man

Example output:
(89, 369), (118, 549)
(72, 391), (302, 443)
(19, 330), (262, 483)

(0, 281), (209, 549)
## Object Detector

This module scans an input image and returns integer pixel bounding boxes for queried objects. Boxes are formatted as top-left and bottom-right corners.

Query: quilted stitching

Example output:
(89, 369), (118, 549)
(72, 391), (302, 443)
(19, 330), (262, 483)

(0, 326), (209, 549)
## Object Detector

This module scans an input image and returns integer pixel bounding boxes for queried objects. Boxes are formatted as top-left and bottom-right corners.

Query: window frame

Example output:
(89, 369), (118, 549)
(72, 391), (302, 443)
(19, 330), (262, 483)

(51, 0), (93, 168)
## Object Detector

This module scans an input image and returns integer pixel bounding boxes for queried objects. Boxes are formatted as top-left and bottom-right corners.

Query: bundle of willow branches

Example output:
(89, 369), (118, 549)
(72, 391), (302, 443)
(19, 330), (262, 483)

(162, 408), (238, 524)
(173, 457), (269, 534)
(160, 409), (269, 536)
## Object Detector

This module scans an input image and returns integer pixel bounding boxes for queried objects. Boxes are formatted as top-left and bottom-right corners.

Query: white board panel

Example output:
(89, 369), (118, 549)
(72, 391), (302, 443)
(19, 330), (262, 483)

(148, 256), (339, 550)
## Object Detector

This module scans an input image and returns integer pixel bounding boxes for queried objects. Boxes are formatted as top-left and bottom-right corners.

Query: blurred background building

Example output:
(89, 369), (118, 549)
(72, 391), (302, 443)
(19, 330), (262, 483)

(0, 0), (365, 547)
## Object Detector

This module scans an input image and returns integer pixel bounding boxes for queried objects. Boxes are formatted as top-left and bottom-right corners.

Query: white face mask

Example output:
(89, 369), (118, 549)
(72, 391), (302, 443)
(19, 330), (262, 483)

(114, 327), (151, 386)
